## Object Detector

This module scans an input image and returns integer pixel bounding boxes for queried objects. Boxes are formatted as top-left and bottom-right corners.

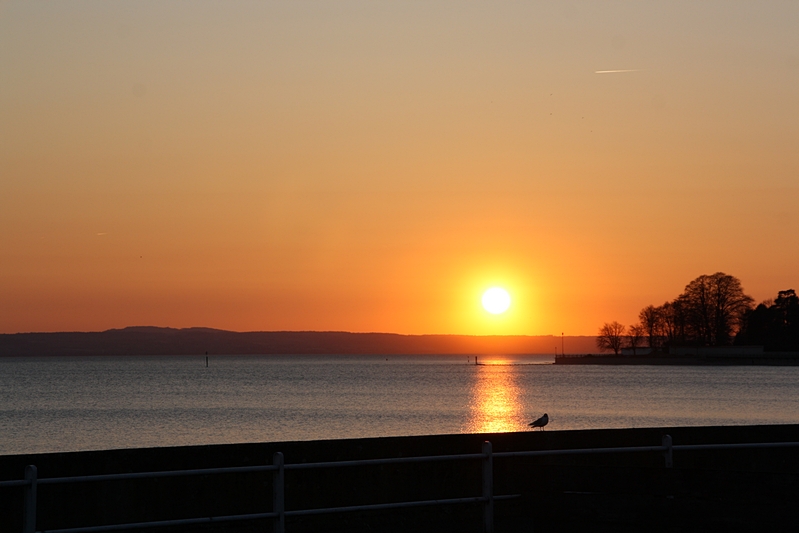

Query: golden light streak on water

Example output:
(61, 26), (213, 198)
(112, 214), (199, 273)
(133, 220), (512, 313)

(464, 361), (526, 433)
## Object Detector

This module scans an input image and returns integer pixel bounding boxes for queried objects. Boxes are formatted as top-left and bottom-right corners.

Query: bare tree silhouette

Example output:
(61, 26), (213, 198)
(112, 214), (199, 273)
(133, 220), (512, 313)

(638, 305), (664, 350)
(679, 273), (753, 346)
(626, 324), (646, 355)
(596, 321), (626, 355)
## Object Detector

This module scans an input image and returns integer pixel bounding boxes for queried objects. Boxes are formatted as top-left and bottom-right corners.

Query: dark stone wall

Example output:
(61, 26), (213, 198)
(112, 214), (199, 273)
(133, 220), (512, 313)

(2, 425), (799, 532)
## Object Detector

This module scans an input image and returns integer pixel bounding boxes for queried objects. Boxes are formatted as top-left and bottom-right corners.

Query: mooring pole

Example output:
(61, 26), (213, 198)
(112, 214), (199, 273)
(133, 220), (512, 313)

(23, 465), (37, 533)
(482, 441), (494, 533)
(273, 452), (285, 533)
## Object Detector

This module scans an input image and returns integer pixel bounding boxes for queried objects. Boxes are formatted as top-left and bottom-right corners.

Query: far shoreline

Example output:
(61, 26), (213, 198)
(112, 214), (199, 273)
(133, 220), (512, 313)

(0, 327), (597, 357)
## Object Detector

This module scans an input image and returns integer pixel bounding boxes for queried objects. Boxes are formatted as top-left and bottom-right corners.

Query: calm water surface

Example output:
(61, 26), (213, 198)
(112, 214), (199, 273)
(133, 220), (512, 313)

(2, 354), (799, 455)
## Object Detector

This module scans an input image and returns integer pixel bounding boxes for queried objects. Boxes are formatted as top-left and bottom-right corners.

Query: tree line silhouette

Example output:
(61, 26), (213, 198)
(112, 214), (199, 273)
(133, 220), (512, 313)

(736, 289), (799, 351)
(597, 272), (799, 354)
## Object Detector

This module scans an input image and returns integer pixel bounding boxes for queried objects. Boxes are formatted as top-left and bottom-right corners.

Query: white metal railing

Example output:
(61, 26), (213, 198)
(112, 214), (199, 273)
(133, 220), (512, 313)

(3, 436), (799, 533)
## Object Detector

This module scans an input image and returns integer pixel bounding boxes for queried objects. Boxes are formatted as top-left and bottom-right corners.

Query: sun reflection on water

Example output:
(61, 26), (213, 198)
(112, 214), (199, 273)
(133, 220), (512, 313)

(464, 361), (526, 433)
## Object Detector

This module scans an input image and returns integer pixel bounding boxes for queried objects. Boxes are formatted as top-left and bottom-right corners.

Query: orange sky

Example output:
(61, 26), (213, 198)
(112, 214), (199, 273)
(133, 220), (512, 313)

(1, 2), (798, 335)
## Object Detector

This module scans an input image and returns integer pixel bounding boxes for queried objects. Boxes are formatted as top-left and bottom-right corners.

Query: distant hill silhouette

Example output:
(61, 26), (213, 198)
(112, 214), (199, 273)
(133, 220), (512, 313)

(0, 327), (597, 356)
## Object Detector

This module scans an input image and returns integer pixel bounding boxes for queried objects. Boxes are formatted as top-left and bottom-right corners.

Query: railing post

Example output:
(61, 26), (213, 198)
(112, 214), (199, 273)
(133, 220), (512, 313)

(482, 441), (494, 533)
(272, 452), (285, 533)
(662, 435), (673, 468)
(23, 465), (37, 533)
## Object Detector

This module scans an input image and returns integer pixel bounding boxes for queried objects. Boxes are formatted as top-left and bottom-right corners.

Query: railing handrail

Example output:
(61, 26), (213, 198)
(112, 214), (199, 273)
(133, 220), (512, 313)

(37, 512), (280, 533)
(285, 451), (487, 470)
(494, 444), (668, 458)
(0, 441), (799, 487)
(3, 436), (799, 533)
(17, 464), (277, 486)
(0, 452), (487, 488)
(5, 439), (799, 488)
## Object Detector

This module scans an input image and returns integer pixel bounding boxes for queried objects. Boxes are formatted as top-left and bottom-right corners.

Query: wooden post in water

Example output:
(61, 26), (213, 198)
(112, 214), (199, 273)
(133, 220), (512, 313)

(205, 352), (208, 368)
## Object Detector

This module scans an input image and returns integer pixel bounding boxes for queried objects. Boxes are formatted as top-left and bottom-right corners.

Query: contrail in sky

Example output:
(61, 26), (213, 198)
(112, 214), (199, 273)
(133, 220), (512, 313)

(594, 69), (640, 74)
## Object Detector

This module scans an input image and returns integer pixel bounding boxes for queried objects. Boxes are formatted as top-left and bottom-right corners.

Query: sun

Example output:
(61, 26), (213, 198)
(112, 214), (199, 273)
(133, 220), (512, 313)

(482, 287), (511, 314)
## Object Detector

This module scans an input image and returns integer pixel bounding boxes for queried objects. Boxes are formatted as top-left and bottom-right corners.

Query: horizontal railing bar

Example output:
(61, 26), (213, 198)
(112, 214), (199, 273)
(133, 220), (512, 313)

(494, 441), (799, 459)
(284, 493), (518, 518)
(37, 496), (523, 532)
(495, 445), (667, 458)
(674, 441), (799, 452)
(284, 495), (489, 517)
(5, 440), (798, 489)
(0, 479), (30, 488)
(29, 454), (486, 486)
(286, 452), (486, 470)
(40, 511), (279, 533)
(38, 465), (276, 485)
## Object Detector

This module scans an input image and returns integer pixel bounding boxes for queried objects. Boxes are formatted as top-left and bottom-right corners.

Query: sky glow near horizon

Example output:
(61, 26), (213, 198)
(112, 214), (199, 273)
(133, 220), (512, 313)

(1, 1), (798, 336)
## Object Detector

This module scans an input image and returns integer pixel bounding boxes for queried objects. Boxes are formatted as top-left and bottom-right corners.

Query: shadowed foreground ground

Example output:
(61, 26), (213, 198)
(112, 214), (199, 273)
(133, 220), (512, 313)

(2, 425), (799, 532)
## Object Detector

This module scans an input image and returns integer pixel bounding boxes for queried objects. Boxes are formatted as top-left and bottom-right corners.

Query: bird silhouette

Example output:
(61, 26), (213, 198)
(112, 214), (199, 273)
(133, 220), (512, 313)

(529, 413), (549, 430)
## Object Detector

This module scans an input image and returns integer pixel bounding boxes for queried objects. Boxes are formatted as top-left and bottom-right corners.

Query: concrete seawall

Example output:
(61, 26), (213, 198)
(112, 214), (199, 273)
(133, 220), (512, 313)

(3, 425), (799, 532)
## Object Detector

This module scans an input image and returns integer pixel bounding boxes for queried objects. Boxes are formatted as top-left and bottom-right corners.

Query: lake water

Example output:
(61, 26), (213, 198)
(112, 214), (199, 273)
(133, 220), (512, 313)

(2, 354), (799, 455)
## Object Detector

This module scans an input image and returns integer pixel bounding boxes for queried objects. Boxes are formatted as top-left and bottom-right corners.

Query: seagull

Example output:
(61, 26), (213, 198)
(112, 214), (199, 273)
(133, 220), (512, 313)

(529, 413), (549, 431)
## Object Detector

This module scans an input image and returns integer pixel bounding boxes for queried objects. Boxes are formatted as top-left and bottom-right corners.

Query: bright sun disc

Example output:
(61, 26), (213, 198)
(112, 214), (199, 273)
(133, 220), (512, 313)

(482, 287), (511, 314)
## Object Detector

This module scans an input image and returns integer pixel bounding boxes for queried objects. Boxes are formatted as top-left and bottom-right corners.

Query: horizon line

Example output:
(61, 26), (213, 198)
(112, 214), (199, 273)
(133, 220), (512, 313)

(1, 326), (597, 337)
